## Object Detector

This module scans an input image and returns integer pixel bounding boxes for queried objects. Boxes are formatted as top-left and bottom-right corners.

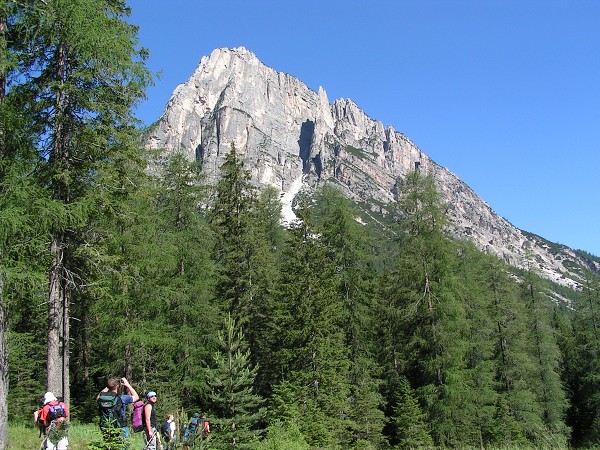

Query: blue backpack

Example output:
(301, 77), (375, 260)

(183, 416), (200, 440)
(48, 402), (67, 421)
(161, 420), (172, 441)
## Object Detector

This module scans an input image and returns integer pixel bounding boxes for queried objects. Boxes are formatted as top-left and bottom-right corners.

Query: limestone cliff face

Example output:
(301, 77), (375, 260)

(145, 47), (595, 289)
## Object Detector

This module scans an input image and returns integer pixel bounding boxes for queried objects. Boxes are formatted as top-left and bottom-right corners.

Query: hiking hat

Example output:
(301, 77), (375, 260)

(193, 412), (200, 418)
(147, 391), (157, 399)
(43, 392), (57, 405)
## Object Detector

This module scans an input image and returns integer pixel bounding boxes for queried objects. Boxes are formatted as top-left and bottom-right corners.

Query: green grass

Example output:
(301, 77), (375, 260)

(9, 423), (596, 450)
(8, 423), (146, 450)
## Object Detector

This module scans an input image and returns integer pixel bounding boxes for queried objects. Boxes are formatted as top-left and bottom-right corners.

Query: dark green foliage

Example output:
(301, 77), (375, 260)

(6, 332), (46, 422)
(207, 314), (264, 449)
(209, 145), (283, 402)
(519, 258), (570, 446)
(274, 202), (352, 448)
(389, 375), (433, 449)
(314, 187), (385, 447)
(150, 153), (217, 408)
(243, 187), (285, 399)
(209, 144), (258, 321)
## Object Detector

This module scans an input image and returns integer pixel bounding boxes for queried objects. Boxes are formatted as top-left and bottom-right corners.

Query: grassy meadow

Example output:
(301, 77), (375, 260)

(7, 422), (600, 450)
(7, 423), (147, 449)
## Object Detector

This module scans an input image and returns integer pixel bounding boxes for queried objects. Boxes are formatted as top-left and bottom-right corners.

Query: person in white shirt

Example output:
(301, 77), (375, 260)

(162, 414), (177, 449)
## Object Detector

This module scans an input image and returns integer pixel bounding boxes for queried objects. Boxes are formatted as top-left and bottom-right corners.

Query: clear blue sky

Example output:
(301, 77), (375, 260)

(128, 0), (600, 257)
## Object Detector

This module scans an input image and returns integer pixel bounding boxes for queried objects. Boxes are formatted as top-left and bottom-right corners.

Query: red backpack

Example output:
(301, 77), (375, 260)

(39, 401), (67, 429)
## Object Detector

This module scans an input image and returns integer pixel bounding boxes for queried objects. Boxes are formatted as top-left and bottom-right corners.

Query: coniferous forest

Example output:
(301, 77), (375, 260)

(2, 2), (600, 449)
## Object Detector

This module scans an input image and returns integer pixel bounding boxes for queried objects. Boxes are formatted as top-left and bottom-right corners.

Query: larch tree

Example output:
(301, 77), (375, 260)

(389, 170), (473, 446)
(8, 0), (151, 402)
(455, 245), (531, 447)
(520, 258), (570, 445)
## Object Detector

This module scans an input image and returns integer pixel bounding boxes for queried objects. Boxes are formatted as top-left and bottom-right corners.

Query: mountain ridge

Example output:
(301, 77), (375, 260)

(144, 46), (598, 290)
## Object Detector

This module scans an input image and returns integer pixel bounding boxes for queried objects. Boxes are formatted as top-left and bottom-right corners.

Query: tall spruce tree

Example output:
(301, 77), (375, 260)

(245, 187), (284, 399)
(153, 153), (217, 408)
(315, 186), (385, 447)
(275, 202), (352, 448)
(7, 0), (151, 402)
(209, 144), (257, 323)
(209, 144), (282, 402)
(208, 313), (264, 449)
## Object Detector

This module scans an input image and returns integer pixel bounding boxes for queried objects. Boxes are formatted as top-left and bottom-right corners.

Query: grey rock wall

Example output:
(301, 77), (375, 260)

(145, 47), (594, 290)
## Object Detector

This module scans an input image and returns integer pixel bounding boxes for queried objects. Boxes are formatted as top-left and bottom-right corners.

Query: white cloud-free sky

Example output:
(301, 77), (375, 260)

(128, 0), (600, 257)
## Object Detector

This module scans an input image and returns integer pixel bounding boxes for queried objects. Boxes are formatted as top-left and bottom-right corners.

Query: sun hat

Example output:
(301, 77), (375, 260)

(43, 392), (57, 405)
(147, 391), (157, 399)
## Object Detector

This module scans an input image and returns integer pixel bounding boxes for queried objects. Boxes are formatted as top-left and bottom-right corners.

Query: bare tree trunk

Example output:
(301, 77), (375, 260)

(47, 41), (71, 406)
(125, 343), (132, 381)
(47, 237), (69, 405)
(0, 276), (8, 450)
(0, 12), (10, 450)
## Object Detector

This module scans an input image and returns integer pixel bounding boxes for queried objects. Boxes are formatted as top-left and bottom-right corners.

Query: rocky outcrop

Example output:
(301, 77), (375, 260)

(145, 47), (595, 289)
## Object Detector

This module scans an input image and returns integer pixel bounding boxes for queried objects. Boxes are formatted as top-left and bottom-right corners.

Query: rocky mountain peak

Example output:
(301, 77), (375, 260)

(145, 47), (598, 291)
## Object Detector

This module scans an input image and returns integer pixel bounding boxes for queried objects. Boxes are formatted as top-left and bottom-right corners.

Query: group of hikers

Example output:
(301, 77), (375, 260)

(34, 377), (210, 449)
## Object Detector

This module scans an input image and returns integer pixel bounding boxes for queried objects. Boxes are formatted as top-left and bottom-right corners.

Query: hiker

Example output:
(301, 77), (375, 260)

(34, 391), (69, 450)
(97, 376), (139, 441)
(160, 414), (176, 450)
(182, 412), (199, 449)
(183, 412), (208, 449)
(200, 415), (210, 439)
(142, 391), (159, 450)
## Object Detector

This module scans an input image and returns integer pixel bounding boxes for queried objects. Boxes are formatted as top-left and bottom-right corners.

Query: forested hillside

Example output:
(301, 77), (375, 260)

(2, 2), (600, 450)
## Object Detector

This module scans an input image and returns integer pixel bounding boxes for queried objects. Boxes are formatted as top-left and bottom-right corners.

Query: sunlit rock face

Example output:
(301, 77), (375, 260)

(145, 47), (595, 290)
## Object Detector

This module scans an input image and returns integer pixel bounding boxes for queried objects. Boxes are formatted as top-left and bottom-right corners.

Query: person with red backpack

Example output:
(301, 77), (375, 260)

(33, 392), (69, 450)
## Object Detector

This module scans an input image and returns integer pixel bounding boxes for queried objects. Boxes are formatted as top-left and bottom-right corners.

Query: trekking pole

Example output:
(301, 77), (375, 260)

(38, 420), (57, 450)
(142, 428), (157, 450)
(37, 436), (47, 450)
